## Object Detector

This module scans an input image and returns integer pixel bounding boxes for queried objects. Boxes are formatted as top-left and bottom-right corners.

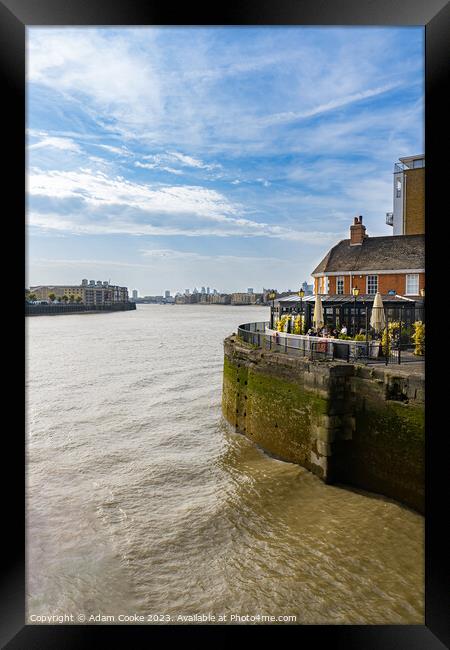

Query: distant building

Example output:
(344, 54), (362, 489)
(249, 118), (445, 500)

(301, 281), (313, 295)
(31, 284), (84, 301)
(210, 293), (231, 304)
(207, 287), (210, 294)
(30, 280), (129, 305)
(386, 154), (425, 236)
(247, 288), (254, 294)
(201, 287), (206, 294)
(165, 290), (171, 299)
(132, 289), (138, 300)
(231, 292), (263, 305)
(141, 295), (164, 303)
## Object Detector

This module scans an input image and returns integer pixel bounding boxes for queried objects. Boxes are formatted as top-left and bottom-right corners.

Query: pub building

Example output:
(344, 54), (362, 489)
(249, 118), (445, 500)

(271, 216), (424, 335)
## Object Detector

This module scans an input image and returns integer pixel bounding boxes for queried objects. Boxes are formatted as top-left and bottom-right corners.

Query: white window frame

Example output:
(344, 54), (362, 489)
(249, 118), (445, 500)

(405, 274), (419, 295)
(366, 275), (378, 294)
(336, 276), (345, 295)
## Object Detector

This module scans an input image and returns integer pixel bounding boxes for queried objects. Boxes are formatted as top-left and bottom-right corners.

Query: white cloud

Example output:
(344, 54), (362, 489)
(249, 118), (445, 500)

(165, 151), (219, 170)
(138, 248), (286, 263)
(28, 168), (238, 218)
(27, 29), (162, 129)
(28, 136), (81, 153)
(256, 83), (401, 127)
(27, 167), (339, 243)
(135, 161), (183, 175)
(96, 144), (133, 156)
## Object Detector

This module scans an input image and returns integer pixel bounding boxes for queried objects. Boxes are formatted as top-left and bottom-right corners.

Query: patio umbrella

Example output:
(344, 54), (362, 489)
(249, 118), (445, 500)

(370, 292), (386, 332)
(313, 295), (324, 329)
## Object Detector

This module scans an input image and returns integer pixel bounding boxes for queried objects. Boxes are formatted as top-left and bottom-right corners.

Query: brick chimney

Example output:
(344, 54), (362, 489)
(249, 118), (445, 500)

(350, 215), (367, 246)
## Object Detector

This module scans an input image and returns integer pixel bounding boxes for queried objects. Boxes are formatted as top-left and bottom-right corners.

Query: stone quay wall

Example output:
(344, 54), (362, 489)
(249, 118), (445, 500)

(25, 302), (137, 316)
(222, 335), (424, 513)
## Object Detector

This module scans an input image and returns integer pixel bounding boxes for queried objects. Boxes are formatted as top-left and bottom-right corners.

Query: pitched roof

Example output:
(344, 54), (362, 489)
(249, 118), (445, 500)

(312, 234), (424, 275)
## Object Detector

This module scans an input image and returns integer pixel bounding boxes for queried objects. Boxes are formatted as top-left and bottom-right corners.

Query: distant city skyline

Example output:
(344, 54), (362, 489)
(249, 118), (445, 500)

(130, 283), (312, 297)
(27, 27), (423, 295)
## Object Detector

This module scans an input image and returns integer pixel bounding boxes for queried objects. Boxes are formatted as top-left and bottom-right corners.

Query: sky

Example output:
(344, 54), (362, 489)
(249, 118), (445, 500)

(26, 27), (424, 295)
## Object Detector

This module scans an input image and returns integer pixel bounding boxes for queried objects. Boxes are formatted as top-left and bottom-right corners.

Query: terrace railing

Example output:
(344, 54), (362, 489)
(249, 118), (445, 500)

(236, 322), (423, 366)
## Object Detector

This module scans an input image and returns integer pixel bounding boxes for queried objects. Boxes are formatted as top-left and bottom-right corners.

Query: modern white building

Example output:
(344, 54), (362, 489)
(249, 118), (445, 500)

(387, 154), (425, 236)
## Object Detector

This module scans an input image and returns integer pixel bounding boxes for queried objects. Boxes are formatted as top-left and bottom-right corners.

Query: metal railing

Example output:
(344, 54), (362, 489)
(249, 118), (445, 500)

(237, 322), (339, 362)
(236, 322), (424, 365)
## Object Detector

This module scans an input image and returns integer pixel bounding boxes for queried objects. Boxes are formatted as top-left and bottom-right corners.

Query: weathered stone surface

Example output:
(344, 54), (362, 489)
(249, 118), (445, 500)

(222, 335), (424, 513)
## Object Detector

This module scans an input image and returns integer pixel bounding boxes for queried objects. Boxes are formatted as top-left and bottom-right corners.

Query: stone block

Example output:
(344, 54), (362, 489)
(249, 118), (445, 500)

(310, 450), (327, 476)
(316, 439), (332, 456)
(312, 425), (335, 443)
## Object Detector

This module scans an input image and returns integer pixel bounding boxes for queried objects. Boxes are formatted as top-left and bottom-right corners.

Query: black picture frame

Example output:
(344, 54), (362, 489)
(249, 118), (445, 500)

(3, 0), (449, 647)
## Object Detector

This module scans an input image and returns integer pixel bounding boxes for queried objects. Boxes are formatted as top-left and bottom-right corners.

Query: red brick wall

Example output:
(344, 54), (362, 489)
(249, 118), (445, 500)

(314, 273), (425, 295)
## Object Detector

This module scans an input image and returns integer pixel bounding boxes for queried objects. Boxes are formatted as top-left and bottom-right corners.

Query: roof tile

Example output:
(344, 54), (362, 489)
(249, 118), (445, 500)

(312, 234), (424, 274)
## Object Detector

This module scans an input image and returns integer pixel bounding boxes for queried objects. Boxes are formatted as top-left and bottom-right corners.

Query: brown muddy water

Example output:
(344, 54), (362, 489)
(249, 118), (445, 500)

(26, 305), (424, 624)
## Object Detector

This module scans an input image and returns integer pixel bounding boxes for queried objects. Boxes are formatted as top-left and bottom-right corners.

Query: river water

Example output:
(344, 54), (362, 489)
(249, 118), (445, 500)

(26, 305), (424, 625)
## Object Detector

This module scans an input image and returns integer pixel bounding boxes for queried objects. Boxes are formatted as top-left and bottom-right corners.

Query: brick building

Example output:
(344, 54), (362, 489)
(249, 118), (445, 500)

(312, 216), (424, 299)
(30, 279), (129, 305)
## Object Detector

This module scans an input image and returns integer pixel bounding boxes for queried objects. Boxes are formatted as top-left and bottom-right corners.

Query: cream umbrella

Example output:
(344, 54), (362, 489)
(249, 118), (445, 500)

(370, 292), (386, 332)
(313, 294), (324, 329)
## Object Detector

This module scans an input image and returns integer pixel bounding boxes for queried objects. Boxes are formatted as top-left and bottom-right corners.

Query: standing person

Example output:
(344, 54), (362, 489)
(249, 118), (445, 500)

(340, 324), (348, 336)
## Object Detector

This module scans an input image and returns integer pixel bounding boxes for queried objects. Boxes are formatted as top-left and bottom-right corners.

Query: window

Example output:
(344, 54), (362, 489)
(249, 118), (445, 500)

(406, 274), (419, 295)
(366, 275), (378, 294)
(396, 179), (402, 198)
(336, 277), (345, 294)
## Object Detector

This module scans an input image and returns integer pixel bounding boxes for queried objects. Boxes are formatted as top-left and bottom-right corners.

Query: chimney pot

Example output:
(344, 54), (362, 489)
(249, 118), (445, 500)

(350, 215), (367, 245)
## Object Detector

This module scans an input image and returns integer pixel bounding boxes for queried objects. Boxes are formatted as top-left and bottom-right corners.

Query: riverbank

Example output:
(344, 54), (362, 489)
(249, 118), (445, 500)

(222, 334), (424, 513)
(25, 302), (136, 316)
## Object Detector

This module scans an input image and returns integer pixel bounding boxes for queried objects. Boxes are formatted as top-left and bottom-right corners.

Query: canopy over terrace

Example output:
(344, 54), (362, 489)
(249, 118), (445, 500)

(272, 293), (418, 334)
